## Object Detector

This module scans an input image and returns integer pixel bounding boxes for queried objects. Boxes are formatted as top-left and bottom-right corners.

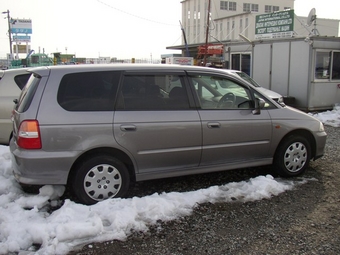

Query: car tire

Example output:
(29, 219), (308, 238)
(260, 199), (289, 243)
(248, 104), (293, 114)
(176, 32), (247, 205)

(273, 135), (311, 177)
(72, 155), (130, 205)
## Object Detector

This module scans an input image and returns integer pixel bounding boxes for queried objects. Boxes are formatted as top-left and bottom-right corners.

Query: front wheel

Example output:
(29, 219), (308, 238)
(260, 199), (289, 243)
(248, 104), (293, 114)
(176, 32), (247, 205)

(273, 135), (311, 177)
(71, 155), (130, 205)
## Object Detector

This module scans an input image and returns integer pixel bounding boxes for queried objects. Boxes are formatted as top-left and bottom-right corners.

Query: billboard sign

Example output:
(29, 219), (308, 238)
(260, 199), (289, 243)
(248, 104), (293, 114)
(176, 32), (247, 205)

(13, 45), (31, 53)
(255, 10), (294, 39)
(10, 18), (32, 34)
(13, 35), (31, 43)
(166, 57), (194, 65)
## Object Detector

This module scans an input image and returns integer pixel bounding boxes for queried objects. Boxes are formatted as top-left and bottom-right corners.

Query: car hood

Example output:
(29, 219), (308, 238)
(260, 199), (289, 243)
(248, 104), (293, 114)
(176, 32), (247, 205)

(270, 105), (321, 122)
(256, 87), (282, 100)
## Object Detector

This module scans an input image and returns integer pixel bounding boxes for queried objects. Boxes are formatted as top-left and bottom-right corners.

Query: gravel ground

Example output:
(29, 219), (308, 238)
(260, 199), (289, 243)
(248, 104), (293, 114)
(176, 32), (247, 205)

(69, 125), (340, 255)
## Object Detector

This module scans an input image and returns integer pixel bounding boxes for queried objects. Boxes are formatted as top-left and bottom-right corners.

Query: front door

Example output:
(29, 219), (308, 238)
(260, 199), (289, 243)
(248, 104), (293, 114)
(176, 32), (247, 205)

(187, 72), (272, 166)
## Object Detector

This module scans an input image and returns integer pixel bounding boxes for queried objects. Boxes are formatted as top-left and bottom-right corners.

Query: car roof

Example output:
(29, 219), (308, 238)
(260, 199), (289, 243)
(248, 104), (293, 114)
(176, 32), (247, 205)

(0, 68), (30, 80)
(30, 64), (226, 72)
(28, 64), (246, 81)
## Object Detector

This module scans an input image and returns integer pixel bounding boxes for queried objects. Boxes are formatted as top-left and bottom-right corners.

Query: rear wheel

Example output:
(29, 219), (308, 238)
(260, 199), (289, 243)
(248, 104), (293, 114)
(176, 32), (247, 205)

(273, 135), (311, 177)
(72, 155), (130, 205)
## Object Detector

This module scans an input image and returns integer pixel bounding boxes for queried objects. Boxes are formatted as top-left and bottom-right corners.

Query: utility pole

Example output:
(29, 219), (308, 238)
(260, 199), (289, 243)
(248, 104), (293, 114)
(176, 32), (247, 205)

(203, 0), (211, 66)
(2, 10), (13, 60)
(179, 20), (190, 57)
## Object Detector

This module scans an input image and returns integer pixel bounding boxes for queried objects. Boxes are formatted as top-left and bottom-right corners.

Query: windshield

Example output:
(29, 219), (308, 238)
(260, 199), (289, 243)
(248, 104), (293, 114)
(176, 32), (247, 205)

(234, 72), (261, 87)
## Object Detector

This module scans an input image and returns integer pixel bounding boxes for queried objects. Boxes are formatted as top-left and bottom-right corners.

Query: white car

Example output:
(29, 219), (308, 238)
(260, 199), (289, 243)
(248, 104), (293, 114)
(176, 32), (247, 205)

(0, 68), (31, 145)
(223, 69), (284, 104)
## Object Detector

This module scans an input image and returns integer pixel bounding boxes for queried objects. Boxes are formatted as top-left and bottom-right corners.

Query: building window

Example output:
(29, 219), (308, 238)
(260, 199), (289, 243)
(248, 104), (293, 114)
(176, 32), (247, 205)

(265, 5), (272, 13)
(227, 21), (230, 39)
(188, 11), (190, 19)
(314, 51), (340, 80)
(265, 5), (279, 13)
(220, 21), (223, 32)
(220, 1), (228, 10)
(243, 3), (250, 12)
(242, 3), (261, 12)
(229, 2), (236, 11)
(332, 51), (340, 80)
(315, 51), (330, 79)
(231, 53), (251, 75)
(251, 4), (259, 12)
(220, 1), (236, 11)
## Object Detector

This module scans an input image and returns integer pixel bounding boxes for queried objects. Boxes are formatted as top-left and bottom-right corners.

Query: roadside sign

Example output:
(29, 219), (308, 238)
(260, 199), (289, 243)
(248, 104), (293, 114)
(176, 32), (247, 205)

(13, 35), (31, 43)
(255, 10), (294, 39)
(13, 45), (31, 53)
(10, 18), (32, 34)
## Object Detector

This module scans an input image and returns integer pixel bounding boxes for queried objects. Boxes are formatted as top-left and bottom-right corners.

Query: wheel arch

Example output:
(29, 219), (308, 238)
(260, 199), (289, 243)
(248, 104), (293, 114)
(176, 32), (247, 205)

(274, 129), (316, 160)
(67, 147), (136, 185)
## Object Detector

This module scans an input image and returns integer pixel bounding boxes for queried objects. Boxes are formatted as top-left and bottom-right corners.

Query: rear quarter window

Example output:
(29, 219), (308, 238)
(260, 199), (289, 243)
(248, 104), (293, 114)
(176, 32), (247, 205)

(16, 74), (41, 113)
(57, 71), (121, 111)
(14, 73), (31, 90)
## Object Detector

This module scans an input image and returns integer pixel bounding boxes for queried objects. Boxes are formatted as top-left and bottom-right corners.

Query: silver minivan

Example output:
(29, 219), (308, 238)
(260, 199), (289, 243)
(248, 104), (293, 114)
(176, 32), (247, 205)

(10, 64), (327, 205)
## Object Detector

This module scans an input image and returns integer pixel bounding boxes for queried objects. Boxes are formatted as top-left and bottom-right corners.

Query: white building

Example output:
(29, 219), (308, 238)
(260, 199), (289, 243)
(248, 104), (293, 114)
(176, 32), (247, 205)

(180, 0), (339, 45)
(167, 1), (340, 111)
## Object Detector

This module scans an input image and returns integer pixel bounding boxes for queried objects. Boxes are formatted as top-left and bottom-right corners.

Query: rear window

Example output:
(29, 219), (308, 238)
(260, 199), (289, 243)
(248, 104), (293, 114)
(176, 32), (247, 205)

(57, 71), (121, 111)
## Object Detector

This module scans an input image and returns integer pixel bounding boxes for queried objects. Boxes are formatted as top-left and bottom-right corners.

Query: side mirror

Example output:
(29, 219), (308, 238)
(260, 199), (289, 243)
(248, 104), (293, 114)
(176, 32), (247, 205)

(13, 99), (18, 104)
(252, 98), (265, 115)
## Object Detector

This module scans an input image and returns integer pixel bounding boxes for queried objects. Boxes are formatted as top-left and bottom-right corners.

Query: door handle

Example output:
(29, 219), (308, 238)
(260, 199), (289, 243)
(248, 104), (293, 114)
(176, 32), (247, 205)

(120, 125), (137, 131)
(207, 122), (221, 128)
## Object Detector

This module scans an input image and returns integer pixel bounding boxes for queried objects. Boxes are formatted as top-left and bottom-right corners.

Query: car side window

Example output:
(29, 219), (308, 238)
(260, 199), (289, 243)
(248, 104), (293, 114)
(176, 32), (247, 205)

(117, 74), (190, 110)
(14, 73), (31, 90)
(16, 74), (40, 113)
(57, 71), (121, 111)
(189, 74), (252, 109)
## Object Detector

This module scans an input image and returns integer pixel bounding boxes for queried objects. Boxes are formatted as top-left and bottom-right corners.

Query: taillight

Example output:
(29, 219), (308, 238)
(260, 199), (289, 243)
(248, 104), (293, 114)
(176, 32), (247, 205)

(17, 120), (42, 149)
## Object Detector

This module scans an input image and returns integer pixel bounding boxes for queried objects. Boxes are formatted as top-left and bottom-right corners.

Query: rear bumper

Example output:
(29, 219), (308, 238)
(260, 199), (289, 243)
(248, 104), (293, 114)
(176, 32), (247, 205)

(10, 139), (76, 185)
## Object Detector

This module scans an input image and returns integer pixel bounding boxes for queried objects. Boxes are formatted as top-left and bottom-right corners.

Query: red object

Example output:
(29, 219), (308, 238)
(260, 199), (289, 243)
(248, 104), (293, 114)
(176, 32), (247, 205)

(197, 44), (223, 57)
(17, 120), (42, 149)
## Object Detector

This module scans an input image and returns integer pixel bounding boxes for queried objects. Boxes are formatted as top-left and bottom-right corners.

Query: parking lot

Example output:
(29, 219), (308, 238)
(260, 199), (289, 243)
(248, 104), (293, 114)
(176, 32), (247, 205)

(69, 125), (340, 255)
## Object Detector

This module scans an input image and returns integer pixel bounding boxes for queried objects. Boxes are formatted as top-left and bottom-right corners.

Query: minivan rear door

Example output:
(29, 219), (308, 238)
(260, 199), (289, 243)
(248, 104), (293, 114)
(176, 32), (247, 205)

(113, 71), (202, 174)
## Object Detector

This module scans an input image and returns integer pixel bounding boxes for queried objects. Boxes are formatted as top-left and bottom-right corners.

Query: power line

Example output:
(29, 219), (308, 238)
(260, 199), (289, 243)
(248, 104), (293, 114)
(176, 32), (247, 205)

(96, 0), (179, 27)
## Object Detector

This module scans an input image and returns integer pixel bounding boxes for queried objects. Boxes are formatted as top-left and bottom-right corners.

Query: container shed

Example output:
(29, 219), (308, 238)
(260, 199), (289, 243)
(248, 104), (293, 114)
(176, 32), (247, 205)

(226, 36), (340, 111)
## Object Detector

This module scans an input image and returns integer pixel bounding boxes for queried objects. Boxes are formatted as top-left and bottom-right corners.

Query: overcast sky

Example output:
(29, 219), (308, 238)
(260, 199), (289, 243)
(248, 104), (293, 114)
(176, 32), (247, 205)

(0, 0), (339, 60)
